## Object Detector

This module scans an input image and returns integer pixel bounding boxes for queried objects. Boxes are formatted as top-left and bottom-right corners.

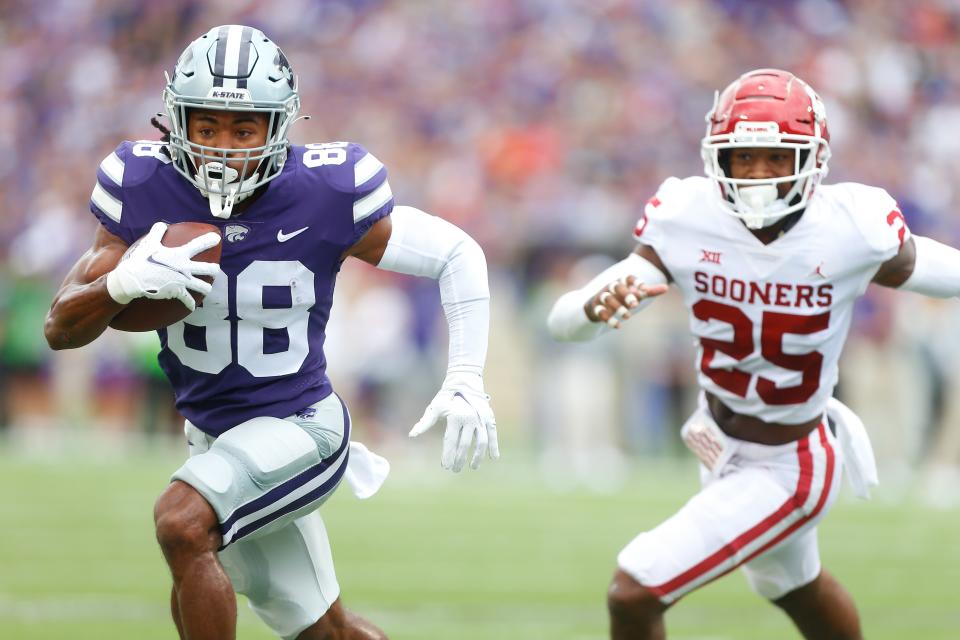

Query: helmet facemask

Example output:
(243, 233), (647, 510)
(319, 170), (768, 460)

(163, 25), (302, 218)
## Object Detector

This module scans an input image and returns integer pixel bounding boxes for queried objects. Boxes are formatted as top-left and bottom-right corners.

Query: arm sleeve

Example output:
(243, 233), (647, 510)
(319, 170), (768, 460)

(376, 205), (489, 376)
(900, 235), (960, 298)
(546, 253), (669, 342)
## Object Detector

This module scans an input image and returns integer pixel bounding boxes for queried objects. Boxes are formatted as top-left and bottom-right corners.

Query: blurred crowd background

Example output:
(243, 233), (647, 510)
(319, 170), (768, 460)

(3, 0), (960, 500)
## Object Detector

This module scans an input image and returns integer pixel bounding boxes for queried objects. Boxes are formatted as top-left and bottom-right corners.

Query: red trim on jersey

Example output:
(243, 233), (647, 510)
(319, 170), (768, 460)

(633, 213), (649, 239)
(886, 209), (907, 249)
(648, 425), (834, 600)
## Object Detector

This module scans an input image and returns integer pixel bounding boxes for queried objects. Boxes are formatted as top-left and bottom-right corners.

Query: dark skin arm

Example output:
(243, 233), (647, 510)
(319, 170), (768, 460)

(44, 225), (129, 350)
(45, 213), (391, 352)
(341, 215), (393, 265)
(872, 236), (916, 287)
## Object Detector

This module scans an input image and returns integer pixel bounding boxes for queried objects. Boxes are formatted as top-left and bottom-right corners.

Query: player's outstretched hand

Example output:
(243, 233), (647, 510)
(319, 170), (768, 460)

(106, 222), (221, 311)
(409, 372), (499, 472)
(584, 275), (669, 328)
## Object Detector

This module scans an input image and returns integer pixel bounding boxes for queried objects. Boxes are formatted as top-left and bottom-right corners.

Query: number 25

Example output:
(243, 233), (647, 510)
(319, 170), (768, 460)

(693, 299), (829, 405)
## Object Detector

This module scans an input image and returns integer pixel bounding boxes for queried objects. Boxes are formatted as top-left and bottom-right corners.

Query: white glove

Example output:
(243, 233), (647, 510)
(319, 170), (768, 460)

(106, 222), (221, 312)
(409, 372), (499, 472)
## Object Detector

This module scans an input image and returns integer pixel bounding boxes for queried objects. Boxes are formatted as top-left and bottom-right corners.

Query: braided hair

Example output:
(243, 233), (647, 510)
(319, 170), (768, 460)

(150, 114), (171, 142)
(149, 114), (174, 160)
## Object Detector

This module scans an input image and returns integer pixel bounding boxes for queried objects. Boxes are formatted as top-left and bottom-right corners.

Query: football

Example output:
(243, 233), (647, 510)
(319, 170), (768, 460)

(109, 222), (222, 332)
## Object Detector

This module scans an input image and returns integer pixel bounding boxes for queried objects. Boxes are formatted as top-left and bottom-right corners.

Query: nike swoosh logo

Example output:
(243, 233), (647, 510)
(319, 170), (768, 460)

(147, 255), (181, 272)
(277, 226), (309, 242)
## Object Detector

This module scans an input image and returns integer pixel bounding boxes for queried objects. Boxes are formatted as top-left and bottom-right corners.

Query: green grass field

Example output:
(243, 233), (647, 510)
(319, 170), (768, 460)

(1, 439), (958, 639)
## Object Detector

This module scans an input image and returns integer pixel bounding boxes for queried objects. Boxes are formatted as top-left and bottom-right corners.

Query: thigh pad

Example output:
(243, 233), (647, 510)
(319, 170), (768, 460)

(214, 417), (321, 487)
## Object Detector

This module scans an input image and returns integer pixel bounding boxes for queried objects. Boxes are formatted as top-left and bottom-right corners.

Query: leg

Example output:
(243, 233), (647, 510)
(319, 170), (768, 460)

(607, 569), (668, 640)
(295, 599), (387, 640)
(170, 586), (185, 639)
(154, 480), (236, 640)
(612, 421), (840, 638)
(220, 511), (384, 640)
(772, 570), (862, 640)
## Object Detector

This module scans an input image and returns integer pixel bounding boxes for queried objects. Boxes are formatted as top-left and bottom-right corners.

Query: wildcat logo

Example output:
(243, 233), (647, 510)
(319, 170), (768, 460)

(207, 89), (251, 100)
(225, 224), (250, 243)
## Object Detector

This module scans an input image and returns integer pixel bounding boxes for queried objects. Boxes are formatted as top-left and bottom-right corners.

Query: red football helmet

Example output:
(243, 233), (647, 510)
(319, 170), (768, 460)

(701, 69), (831, 228)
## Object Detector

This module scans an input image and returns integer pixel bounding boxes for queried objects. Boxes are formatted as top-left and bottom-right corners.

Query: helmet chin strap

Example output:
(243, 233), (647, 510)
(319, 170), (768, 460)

(195, 162), (259, 218)
(739, 184), (790, 230)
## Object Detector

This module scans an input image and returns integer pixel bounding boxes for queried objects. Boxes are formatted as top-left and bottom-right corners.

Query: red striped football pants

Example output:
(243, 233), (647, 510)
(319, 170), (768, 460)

(617, 420), (840, 603)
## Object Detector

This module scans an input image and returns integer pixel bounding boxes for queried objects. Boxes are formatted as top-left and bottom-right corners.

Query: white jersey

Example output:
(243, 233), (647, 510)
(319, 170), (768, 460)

(634, 176), (910, 424)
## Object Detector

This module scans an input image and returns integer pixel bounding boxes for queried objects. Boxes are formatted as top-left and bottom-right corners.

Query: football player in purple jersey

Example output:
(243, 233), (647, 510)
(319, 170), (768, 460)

(44, 25), (498, 640)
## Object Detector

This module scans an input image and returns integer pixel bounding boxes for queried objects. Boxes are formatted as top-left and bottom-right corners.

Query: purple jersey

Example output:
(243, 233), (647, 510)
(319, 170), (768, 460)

(90, 140), (393, 436)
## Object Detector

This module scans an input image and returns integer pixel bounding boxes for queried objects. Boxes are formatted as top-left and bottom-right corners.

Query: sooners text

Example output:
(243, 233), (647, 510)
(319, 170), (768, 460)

(693, 271), (833, 308)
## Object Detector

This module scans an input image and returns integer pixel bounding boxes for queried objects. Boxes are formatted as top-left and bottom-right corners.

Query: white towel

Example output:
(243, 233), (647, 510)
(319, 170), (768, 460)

(826, 397), (879, 500)
(345, 441), (390, 499)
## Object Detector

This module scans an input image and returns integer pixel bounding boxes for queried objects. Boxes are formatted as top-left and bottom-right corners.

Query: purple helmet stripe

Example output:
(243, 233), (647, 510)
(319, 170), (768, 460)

(235, 26), (253, 89)
(211, 25), (230, 87)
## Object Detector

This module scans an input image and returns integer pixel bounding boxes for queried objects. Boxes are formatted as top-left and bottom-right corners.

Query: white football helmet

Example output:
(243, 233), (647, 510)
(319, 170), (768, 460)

(701, 69), (831, 229)
(163, 25), (301, 218)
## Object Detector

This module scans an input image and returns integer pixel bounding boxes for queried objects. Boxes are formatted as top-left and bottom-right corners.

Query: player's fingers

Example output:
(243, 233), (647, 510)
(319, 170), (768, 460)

(183, 277), (213, 296)
(485, 417), (500, 460)
(600, 290), (630, 321)
(623, 276), (641, 307)
(441, 416), (463, 469)
(174, 288), (196, 312)
(453, 417), (475, 472)
(182, 232), (222, 256)
(469, 417), (488, 469)
(607, 278), (640, 310)
(638, 283), (670, 299)
(184, 260), (220, 277)
(596, 303), (620, 329)
(144, 222), (168, 246)
(409, 404), (440, 437)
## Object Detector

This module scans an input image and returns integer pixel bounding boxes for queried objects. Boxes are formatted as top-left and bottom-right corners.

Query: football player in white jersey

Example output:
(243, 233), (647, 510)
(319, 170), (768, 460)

(548, 68), (960, 639)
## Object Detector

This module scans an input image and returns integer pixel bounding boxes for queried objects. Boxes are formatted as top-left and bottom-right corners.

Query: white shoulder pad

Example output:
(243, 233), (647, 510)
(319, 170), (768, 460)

(836, 183), (910, 262)
(633, 176), (708, 249)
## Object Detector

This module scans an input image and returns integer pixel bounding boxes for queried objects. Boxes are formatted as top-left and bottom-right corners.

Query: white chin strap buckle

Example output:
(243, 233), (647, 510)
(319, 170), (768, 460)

(739, 184), (781, 229)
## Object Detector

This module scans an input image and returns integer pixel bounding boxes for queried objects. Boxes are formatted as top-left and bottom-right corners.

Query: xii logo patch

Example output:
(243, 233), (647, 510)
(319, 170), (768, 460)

(699, 249), (722, 265)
